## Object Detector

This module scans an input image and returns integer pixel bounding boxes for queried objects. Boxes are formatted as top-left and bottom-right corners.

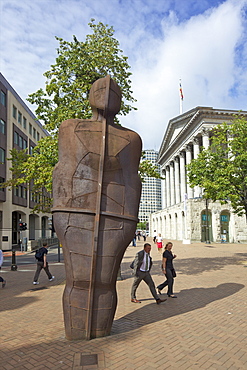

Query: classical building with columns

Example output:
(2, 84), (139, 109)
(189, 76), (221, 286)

(149, 106), (247, 243)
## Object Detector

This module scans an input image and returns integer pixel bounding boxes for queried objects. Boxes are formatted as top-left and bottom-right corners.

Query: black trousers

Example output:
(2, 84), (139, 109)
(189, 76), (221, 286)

(131, 270), (159, 300)
(157, 268), (174, 296)
(33, 261), (52, 282)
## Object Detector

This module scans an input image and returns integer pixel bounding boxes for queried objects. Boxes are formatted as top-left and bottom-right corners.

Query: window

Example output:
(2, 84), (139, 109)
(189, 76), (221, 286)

(18, 111), (22, 125)
(30, 145), (34, 155)
(14, 131), (27, 149)
(31, 191), (39, 203)
(29, 123), (32, 135)
(14, 186), (19, 197)
(0, 177), (5, 192)
(19, 136), (23, 149)
(23, 117), (27, 129)
(0, 119), (5, 134)
(0, 90), (6, 106)
(37, 132), (40, 141)
(14, 132), (18, 145)
(0, 148), (5, 164)
(14, 185), (27, 198)
(13, 105), (17, 119)
(33, 127), (36, 140)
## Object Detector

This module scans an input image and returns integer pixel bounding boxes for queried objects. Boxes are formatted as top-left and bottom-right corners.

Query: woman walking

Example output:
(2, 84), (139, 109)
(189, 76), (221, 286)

(156, 233), (163, 252)
(157, 242), (177, 298)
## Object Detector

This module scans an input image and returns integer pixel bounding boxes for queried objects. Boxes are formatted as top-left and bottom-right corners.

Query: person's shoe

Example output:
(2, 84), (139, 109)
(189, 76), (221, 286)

(156, 298), (167, 304)
(131, 298), (141, 303)
(157, 288), (162, 294)
(49, 276), (55, 281)
(33, 281), (39, 285)
(2, 280), (6, 288)
(168, 295), (177, 298)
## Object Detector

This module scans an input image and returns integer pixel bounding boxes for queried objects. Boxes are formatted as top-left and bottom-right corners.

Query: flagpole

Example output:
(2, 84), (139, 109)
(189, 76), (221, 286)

(179, 79), (183, 115)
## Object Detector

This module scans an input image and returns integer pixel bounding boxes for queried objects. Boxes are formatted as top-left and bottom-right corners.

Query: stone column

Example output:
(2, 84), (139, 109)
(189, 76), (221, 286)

(174, 156), (180, 204)
(179, 151), (186, 202)
(162, 169), (167, 208)
(193, 137), (201, 198)
(170, 161), (175, 206)
(165, 165), (170, 207)
(185, 145), (194, 199)
(202, 128), (210, 149)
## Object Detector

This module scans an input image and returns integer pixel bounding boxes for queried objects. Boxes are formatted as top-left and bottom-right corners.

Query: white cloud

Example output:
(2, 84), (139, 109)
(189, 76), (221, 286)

(121, 0), (247, 149)
(1, 0), (247, 151)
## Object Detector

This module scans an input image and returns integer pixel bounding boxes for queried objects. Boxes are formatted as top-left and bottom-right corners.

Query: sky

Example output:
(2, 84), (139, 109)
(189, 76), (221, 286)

(1, 0), (247, 151)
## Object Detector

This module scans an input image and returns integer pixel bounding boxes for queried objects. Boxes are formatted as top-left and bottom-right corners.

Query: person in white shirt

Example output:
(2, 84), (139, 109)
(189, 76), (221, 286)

(130, 243), (166, 304)
(156, 233), (163, 252)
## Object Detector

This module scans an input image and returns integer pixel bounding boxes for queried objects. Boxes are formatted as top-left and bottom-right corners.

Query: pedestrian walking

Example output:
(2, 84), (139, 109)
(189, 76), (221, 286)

(131, 243), (166, 304)
(132, 233), (137, 247)
(156, 233), (163, 252)
(153, 230), (157, 243)
(142, 230), (146, 241)
(33, 242), (54, 285)
(157, 242), (177, 298)
(0, 249), (6, 288)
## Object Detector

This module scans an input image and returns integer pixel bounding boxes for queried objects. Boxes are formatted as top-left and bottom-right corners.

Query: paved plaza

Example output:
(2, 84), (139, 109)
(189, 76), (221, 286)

(0, 238), (247, 369)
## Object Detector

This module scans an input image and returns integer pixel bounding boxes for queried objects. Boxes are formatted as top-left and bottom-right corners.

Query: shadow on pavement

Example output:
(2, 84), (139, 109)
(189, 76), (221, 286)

(121, 254), (247, 280)
(111, 282), (244, 335)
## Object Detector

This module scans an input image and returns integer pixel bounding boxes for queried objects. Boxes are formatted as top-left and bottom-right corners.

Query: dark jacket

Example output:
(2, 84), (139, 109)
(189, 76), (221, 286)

(133, 249), (153, 276)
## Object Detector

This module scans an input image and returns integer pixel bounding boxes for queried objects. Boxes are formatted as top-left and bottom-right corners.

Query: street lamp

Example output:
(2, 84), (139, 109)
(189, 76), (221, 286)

(205, 198), (210, 244)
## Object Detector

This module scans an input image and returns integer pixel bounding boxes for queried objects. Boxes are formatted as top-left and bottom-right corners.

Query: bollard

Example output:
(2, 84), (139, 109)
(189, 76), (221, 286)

(57, 242), (61, 263)
(11, 250), (18, 271)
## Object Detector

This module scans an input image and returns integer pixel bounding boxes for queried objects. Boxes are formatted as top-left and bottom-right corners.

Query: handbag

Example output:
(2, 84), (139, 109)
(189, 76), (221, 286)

(171, 268), (176, 278)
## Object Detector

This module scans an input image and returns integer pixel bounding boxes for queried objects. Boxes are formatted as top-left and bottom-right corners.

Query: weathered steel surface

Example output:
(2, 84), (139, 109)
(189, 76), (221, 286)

(52, 76), (142, 340)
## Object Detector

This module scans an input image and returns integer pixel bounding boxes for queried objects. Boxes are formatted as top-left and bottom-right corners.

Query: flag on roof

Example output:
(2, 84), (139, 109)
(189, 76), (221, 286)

(179, 80), (184, 101)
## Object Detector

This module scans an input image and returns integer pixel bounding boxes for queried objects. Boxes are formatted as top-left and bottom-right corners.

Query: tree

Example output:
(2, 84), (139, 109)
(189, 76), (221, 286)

(137, 222), (147, 230)
(5, 20), (161, 212)
(138, 151), (164, 182)
(187, 115), (247, 220)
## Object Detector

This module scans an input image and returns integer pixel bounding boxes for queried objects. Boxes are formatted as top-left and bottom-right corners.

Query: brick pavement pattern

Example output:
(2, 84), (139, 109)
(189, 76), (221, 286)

(0, 238), (247, 369)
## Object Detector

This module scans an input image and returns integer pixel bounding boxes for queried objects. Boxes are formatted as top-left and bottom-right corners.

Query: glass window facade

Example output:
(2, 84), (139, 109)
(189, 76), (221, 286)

(0, 119), (6, 134)
(138, 150), (162, 225)
(0, 148), (5, 164)
(0, 90), (6, 106)
(13, 105), (17, 119)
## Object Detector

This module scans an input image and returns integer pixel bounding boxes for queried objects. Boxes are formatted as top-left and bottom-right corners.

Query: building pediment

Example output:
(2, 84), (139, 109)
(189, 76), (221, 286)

(157, 106), (246, 165)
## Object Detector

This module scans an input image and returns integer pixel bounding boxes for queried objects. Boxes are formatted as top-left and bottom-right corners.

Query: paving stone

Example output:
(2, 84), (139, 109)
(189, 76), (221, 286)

(1, 238), (247, 369)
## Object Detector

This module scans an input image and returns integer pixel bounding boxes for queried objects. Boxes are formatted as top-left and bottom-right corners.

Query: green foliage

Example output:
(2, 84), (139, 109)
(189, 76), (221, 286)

(5, 20), (159, 212)
(137, 222), (147, 230)
(27, 20), (136, 131)
(4, 136), (58, 212)
(187, 115), (247, 219)
(139, 151), (164, 182)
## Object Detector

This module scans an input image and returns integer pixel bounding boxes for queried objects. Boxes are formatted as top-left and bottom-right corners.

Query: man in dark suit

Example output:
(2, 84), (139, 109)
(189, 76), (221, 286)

(131, 243), (166, 304)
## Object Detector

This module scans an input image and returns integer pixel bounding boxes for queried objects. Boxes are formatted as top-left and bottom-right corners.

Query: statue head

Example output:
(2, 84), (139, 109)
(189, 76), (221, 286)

(89, 75), (122, 120)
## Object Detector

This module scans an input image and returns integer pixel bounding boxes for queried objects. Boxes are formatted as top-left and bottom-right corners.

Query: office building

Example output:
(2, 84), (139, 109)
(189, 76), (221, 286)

(0, 73), (51, 250)
(138, 149), (162, 227)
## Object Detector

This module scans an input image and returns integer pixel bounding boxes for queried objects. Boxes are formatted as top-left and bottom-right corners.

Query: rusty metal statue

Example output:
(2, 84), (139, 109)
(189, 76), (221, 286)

(52, 76), (142, 340)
